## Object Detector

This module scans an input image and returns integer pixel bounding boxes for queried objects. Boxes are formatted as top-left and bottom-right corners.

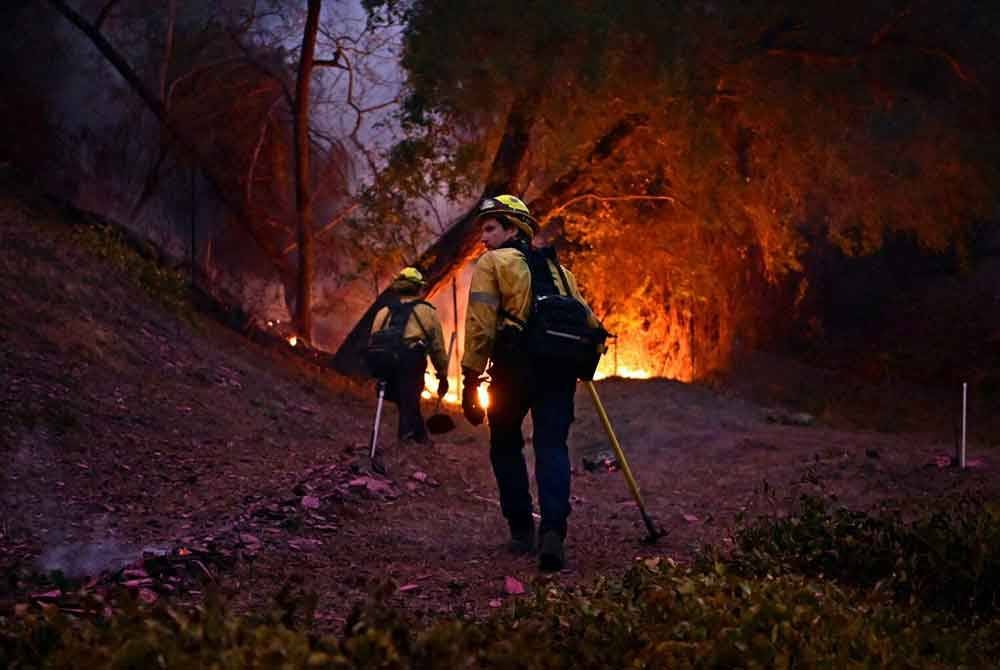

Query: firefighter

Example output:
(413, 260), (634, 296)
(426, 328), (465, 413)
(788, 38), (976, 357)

(461, 195), (599, 571)
(370, 267), (449, 445)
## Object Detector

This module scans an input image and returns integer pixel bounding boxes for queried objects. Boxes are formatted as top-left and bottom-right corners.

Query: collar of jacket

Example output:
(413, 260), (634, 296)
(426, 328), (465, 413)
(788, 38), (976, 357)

(497, 237), (558, 259)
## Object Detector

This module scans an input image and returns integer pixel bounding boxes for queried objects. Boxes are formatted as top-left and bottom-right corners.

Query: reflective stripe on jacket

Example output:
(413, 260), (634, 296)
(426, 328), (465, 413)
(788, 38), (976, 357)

(371, 297), (449, 376)
(461, 246), (599, 374)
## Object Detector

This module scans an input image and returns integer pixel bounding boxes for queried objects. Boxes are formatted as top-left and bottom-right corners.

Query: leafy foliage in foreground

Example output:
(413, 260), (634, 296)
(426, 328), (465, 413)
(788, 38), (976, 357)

(724, 494), (1000, 614)
(4, 548), (1000, 668)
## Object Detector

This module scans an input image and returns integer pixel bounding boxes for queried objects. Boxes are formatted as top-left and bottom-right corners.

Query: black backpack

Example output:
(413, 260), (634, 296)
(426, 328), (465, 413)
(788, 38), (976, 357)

(365, 300), (431, 379)
(501, 242), (608, 381)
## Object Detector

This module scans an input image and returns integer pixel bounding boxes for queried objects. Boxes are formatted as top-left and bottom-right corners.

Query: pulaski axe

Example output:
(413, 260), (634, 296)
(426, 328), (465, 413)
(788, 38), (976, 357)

(585, 381), (666, 544)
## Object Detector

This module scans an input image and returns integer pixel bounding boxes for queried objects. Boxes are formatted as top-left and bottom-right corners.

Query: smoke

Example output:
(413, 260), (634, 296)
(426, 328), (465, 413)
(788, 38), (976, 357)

(37, 540), (137, 579)
(2, 427), (140, 580)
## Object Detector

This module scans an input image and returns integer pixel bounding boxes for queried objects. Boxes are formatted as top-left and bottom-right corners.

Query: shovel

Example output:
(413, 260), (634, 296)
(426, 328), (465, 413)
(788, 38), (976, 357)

(585, 381), (666, 544)
(369, 379), (388, 475)
(426, 331), (458, 434)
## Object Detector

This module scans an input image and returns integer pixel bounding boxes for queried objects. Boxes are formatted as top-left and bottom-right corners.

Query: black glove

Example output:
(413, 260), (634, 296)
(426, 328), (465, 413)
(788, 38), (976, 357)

(436, 375), (449, 399)
(461, 369), (485, 426)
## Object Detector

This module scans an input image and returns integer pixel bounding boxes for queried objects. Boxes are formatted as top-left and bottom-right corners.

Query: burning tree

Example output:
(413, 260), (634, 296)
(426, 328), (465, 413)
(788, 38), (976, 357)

(340, 0), (1000, 379)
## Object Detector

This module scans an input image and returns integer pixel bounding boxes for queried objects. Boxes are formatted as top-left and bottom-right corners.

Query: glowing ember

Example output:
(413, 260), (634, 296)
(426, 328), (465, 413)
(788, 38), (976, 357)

(288, 336), (298, 347)
(477, 384), (490, 409)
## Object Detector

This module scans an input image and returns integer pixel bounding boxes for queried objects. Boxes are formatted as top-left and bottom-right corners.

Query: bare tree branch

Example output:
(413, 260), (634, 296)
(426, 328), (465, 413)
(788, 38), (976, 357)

(313, 49), (345, 68)
(46, 0), (290, 276)
(245, 96), (284, 206)
(158, 0), (177, 101)
(281, 202), (359, 255)
(870, 5), (913, 47)
(94, 0), (121, 31)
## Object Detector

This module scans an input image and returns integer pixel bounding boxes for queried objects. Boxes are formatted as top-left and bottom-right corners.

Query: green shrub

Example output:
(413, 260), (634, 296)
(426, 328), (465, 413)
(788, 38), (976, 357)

(72, 224), (190, 316)
(723, 494), (1000, 613)
(4, 560), (1000, 669)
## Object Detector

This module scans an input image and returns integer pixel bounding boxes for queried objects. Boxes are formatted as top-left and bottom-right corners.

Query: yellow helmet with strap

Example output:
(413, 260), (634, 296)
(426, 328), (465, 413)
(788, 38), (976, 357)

(475, 194), (538, 238)
(395, 266), (425, 286)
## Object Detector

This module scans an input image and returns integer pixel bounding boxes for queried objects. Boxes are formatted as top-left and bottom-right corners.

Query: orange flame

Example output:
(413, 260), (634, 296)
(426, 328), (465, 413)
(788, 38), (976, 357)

(421, 371), (491, 408)
(423, 371), (459, 404)
(287, 335), (298, 347)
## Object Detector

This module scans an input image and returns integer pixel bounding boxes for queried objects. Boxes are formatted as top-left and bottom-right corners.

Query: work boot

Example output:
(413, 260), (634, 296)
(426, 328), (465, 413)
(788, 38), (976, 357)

(508, 519), (535, 556)
(538, 530), (565, 572)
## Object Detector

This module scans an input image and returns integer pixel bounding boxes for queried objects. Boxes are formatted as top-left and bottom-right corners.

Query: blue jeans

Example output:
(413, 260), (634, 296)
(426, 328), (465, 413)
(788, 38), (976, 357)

(486, 362), (576, 537)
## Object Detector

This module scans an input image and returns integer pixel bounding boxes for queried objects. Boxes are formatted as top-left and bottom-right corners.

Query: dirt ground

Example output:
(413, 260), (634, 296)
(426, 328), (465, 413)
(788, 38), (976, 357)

(2, 177), (998, 628)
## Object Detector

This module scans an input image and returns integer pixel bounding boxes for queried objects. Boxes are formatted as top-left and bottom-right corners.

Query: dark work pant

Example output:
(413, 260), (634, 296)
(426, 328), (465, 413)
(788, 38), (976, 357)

(486, 362), (576, 537)
(387, 348), (428, 442)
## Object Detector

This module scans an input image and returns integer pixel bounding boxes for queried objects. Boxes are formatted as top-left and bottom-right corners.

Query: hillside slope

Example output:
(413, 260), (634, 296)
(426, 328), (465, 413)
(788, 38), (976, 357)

(2, 172), (998, 626)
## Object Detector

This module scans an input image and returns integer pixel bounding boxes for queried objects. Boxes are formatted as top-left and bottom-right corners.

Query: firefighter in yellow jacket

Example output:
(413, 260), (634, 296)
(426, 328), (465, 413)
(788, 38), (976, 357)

(370, 267), (449, 445)
(461, 195), (600, 571)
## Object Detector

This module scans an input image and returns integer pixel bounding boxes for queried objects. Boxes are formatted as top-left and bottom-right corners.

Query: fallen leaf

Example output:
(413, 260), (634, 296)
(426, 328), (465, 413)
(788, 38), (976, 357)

(398, 583), (420, 593)
(137, 588), (158, 605)
(488, 598), (502, 608)
(682, 513), (699, 524)
(504, 576), (525, 595)
(123, 579), (154, 588)
(301, 495), (321, 510)
(31, 590), (62, 601)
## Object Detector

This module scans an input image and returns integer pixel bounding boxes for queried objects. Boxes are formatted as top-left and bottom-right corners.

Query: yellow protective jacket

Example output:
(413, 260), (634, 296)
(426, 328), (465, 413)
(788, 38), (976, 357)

(371, 297), (449, 376)
(462, 246), (600, 374)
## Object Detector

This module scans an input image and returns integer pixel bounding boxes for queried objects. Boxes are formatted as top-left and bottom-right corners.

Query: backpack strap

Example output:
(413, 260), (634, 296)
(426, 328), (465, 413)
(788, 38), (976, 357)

(495, 240), (571, 323)
(378, 299), (434, 342)
(407, 300), (434, 342)
(375, 301), (407, 332)
(541, 246), (573, 296)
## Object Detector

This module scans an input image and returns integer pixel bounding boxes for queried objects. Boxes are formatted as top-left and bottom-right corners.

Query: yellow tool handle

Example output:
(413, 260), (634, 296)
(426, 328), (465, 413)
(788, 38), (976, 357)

(585, 381), (647, 510)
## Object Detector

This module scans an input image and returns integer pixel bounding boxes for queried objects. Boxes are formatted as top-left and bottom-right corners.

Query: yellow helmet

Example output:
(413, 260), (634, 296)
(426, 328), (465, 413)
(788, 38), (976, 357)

(475, 194), (538, 238)
(395, 266), (425, 286)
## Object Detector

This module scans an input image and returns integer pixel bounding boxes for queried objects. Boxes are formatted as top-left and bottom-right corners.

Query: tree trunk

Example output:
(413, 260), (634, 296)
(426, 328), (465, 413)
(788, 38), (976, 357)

(331, 108), (646, 376)
(293, 0), (322, 343)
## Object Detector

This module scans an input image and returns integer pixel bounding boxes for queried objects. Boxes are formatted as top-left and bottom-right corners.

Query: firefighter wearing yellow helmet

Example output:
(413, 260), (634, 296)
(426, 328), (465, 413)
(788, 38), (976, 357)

(461, 194), (602, 571)
(369, 266), (449, 445)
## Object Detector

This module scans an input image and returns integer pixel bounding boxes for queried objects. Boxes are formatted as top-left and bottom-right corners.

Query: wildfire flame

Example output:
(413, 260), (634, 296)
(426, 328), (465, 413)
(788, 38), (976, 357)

(593, 363), (653, 380)
(419, 358), (652, 408)
(287, 336), (297, 347)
